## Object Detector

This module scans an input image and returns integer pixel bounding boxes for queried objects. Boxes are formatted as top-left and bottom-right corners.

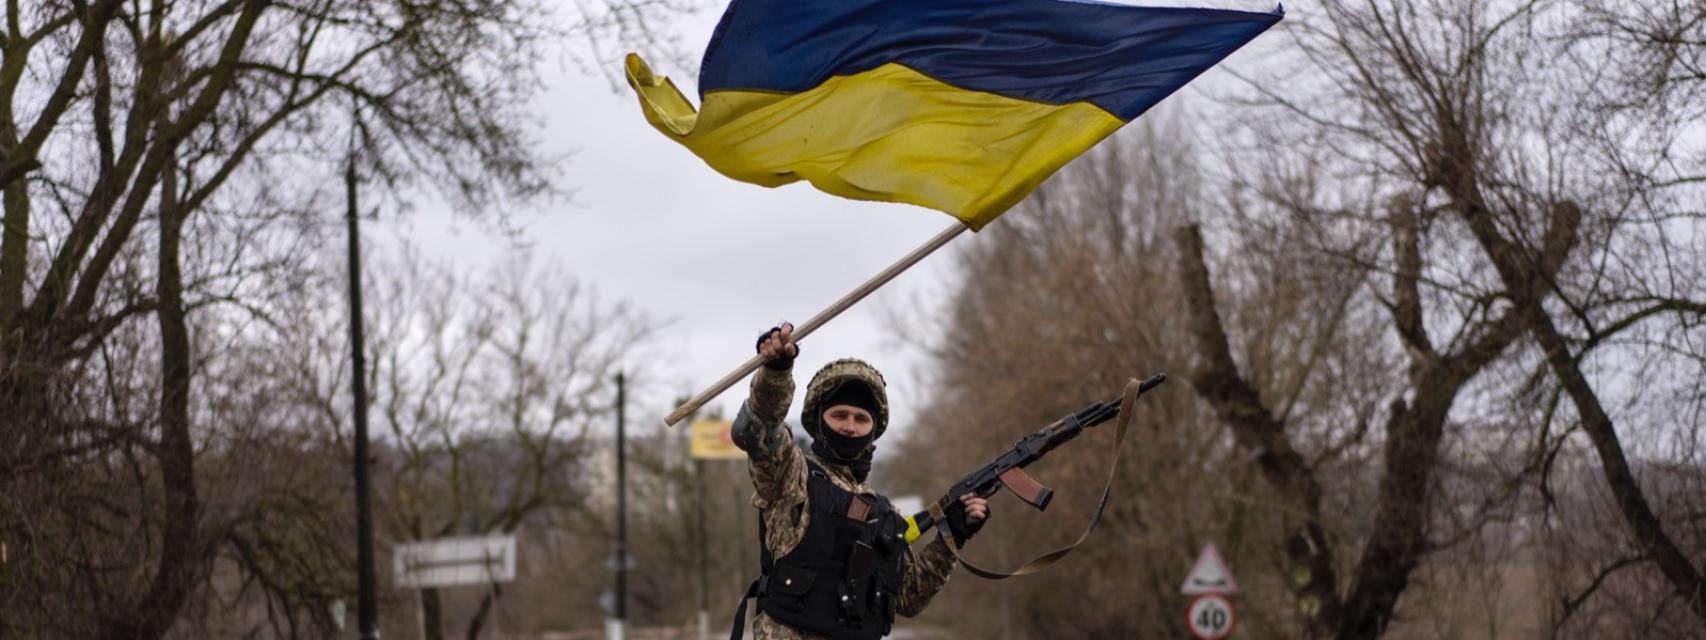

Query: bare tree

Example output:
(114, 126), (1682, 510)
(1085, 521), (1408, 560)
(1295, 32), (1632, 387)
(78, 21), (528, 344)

(1214, 0), (1705, 632)
(342, 248), (652, 639)
(0, 0), (694, 637)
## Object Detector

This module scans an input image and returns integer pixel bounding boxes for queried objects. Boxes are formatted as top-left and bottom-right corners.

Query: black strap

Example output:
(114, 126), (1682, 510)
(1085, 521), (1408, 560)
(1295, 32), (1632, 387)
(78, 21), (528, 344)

(732, 506), (773, 639)
(729, 577), (762, 640)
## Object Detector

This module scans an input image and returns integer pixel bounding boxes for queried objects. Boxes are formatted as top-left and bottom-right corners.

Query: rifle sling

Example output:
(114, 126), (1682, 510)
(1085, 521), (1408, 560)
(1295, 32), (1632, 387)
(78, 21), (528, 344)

(940, 377), (1144, 580)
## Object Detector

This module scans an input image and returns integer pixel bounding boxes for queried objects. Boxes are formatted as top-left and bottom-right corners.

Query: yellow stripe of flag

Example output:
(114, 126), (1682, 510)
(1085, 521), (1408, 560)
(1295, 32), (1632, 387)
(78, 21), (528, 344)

(627, 56), (1124, 230)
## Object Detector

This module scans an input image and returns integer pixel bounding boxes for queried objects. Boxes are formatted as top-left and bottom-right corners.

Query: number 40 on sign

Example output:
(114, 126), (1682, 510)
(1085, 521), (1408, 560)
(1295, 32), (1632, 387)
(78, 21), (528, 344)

(1187, 593), (1236, 639)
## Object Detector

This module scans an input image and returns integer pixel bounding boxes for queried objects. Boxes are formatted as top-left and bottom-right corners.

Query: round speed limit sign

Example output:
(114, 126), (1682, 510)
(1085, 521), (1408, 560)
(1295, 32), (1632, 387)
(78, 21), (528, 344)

(1187, 593), (1236, 639)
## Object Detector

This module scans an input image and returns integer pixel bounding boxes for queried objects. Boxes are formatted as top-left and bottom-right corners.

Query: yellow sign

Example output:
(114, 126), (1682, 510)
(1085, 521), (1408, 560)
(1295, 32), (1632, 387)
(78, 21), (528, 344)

(690, 419), (745, 460)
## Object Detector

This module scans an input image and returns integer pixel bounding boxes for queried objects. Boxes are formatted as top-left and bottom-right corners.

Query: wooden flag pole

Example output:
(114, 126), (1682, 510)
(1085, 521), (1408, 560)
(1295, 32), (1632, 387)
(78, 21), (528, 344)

(663, 220), (971, 427)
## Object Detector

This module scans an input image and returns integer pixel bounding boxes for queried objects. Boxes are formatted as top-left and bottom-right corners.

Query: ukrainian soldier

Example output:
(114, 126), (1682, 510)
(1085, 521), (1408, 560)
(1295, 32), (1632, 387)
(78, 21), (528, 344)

(729, 323), (989, 639)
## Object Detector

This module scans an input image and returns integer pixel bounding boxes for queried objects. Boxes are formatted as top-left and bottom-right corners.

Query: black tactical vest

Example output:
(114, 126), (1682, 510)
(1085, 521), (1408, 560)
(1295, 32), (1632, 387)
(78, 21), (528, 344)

(755, 460), (907, 640)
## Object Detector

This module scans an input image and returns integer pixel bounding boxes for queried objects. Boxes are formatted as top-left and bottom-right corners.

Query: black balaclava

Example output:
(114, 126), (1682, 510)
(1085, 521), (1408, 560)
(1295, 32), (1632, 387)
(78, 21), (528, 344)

(812, 380), (879, 479)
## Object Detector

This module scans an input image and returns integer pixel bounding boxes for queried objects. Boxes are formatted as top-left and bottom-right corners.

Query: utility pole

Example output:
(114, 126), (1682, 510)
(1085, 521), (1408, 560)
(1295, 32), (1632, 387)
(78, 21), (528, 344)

(696, 458), (709, 640)
(346, 153), (379, 640)
(607, 372), (629, 640)
(736, 486), (749, 628)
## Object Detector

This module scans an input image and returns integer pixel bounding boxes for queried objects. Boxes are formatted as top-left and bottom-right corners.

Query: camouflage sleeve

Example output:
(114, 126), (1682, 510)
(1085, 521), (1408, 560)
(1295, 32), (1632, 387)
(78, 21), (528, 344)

(895, 536), (957, 617)
(729, 366), (806, 511)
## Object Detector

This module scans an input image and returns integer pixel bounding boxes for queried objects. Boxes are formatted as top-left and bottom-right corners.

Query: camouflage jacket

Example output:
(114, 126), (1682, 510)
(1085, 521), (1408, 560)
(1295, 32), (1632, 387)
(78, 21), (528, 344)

(731, 365), (957, 639)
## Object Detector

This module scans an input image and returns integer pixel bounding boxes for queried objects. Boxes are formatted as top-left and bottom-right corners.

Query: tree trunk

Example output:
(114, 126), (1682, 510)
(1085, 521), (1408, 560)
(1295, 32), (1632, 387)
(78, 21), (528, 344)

(1174, 224), (1343, 636)
(0, 117), (27, 325)
(465, 586), (501, 640)
(1335, 370), (1462, 638)
(423, 587), (446, 640)
(102, 128), (198, 640)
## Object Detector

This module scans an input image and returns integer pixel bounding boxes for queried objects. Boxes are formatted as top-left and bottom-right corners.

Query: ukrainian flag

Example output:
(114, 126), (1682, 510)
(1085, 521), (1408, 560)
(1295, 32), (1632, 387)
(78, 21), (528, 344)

(627, 0), (1282, 230)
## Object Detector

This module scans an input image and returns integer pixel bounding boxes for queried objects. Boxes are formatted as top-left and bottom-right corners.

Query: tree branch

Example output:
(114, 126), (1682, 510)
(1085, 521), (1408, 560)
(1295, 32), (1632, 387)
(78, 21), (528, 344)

(1, 0), (122, 191)
(1390, 194), (1433, 364)
(1557, 556), (1650, 629)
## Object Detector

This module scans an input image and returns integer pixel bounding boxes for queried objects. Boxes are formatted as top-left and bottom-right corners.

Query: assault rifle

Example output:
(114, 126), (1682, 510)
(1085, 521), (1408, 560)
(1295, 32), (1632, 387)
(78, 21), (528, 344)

(903, 374), (1165, 544)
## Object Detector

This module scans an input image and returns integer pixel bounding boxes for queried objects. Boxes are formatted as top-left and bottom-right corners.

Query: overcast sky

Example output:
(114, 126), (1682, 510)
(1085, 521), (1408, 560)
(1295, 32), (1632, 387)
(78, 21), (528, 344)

(371, 0), (1280, 441)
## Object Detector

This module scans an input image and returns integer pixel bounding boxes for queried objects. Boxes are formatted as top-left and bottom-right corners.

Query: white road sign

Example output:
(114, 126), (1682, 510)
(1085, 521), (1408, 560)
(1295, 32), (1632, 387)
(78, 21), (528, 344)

(1187, 593), (1236, 639)
(1180, 543), (1239, 594)
(394, 534), (516, 589)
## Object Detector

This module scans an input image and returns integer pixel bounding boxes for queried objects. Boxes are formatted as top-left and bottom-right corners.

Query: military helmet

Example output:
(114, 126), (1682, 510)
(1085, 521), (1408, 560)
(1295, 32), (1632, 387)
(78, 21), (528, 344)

(801, 358), (889, 441)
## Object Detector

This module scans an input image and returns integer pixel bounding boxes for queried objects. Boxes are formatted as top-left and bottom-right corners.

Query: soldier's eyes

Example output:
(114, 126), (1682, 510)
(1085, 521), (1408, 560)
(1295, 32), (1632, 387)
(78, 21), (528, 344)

(829, 410), (870, 423)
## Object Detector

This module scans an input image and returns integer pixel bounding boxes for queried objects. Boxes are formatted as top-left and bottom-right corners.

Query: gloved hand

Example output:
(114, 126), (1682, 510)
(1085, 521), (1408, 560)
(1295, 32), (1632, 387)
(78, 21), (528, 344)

(755, 322), (799, 371)
(945, 493), (989, 547)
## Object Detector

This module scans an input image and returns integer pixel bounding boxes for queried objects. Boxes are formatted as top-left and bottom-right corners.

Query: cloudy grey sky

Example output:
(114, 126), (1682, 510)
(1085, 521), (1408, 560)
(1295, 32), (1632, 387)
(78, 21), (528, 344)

(375, 0), (1279, 439)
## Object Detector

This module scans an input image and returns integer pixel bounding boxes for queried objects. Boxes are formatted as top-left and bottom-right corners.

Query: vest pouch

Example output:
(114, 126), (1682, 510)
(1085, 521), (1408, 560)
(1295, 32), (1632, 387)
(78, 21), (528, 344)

(766, 563), (817, 613)
(877, 584), (897, 631)
(836, 577), (865, 626)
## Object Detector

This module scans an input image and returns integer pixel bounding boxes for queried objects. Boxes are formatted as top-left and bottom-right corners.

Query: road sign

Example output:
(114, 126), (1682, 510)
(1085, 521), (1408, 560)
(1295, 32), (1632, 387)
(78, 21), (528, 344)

(1181, 543), (1239, 594)
(605, 552), (637, 571)
(690, 419), (746, 460)
(1187, 593), (1236, 639)
(394, 534), (516, 589)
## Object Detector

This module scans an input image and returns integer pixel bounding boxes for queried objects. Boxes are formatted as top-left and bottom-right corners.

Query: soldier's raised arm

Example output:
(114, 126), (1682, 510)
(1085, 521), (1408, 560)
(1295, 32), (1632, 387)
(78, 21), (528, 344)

(729, 323), (807, 508)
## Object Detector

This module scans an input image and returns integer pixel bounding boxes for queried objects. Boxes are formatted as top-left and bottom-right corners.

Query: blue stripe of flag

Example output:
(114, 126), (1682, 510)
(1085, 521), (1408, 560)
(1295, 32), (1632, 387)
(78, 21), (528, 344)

(698, 0), (1282, 120)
